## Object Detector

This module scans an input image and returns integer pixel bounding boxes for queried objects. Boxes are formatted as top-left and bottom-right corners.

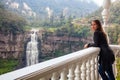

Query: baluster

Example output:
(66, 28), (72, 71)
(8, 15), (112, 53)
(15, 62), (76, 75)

(102, 0), (111, 27)
(102, 0), (111, 43)
(60, 68), (68, 80)
(81, 60), (87, 80)
(91, 56), (95, 80)
(86, 58), (91, 80)
(68, 64), (75, 80)
(51, 72), (59, 80)
(94, 56), (99, 80)
(74, 62), (82, 80)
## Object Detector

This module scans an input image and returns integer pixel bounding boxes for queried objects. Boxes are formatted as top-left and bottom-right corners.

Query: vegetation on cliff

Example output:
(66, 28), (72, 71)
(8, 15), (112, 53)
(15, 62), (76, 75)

(0, 2), (26, 35)
(0, 58), (18, 75)
(0, 2), (26, 75)
(116, 57), (120, 79)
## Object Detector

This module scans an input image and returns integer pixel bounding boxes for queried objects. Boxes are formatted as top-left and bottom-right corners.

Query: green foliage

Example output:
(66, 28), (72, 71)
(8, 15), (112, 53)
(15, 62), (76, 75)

(41, 15), (91, 43)
(55, 24), (90, 39)
(107, 24), (120, 44)
(109, 1), (120, 24)
(86, 7), (102, 21)
(54, 50), (64, 57)
(24, 26), (32, 31)
(0, 2), (26, 35)
(116, 57), (120, 80)
(0, 58), (18, 75)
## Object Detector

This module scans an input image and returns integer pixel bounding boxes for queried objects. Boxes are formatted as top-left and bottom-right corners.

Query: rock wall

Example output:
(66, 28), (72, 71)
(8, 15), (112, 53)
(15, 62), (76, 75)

(0, 29), (90, 60)
(37, 30), (87, 58)
(0, 33), (25, 59)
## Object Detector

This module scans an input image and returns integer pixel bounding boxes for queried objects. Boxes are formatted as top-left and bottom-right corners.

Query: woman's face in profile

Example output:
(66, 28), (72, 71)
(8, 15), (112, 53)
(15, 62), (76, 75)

(91, 21), (97, 31)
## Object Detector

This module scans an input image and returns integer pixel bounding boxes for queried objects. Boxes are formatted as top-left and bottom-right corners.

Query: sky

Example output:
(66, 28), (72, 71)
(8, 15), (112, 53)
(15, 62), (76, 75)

(93, 0), (115, 6)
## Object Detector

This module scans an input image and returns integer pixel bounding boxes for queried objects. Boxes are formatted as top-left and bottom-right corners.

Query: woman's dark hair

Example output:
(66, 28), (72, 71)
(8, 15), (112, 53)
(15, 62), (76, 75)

(92, 20), (108, 42)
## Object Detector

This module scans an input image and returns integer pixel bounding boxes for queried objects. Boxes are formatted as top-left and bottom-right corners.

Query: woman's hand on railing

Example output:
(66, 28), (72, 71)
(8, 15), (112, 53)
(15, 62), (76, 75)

(84, 44), (89, 48)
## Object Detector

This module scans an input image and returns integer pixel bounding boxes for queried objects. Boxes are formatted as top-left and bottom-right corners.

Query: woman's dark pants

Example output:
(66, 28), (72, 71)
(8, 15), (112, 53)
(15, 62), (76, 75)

(98, 64), (115, 80)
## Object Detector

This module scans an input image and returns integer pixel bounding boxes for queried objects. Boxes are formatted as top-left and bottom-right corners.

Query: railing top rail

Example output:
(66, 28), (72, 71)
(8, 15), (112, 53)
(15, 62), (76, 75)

(110, 45), (120, 49)
(0, 47), (100, 80)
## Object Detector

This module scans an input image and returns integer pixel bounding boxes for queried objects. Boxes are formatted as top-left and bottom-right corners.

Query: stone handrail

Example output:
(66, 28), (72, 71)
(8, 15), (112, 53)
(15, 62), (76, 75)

(110, 45), (120, 77)
(0, 45), (120, 80)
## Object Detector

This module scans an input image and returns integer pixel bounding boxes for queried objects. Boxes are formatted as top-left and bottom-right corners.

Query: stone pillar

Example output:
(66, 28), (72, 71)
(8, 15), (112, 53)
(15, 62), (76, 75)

(68, 65), (75, 80)
(101, 0), (111, 27)
(51, 72), (59, 80)
(101, 0), (111, 43)
(60, 68), (68, 80)
(75, 62), (82, 80)
(81, 61), (87, 80)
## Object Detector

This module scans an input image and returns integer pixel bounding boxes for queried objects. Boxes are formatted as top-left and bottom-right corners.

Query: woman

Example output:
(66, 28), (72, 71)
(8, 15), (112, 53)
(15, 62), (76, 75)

(84, 20), (115, 80)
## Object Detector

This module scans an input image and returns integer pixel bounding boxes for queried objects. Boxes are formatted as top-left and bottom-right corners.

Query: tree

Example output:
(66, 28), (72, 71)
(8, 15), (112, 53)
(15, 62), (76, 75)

(0, 7), (26, 35)
(108, 24), (120, 44)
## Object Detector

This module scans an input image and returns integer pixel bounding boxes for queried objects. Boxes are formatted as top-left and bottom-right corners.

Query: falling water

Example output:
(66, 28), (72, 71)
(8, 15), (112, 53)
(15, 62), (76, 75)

(26, 30), (39, 66)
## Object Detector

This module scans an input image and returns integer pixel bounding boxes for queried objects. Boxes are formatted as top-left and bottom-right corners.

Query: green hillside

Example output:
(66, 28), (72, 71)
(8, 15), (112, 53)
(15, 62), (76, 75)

(87, 0), (120, 25)
(0, 2), (26, 34)
(109, 1), (120, 24)
(73, 0), (120, 45)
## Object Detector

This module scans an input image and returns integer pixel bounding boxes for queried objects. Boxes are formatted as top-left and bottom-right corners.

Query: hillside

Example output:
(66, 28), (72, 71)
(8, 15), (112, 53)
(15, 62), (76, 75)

(86, 0), (120, 24)
(109, 1), (120, 24)
(1, 0), (98, 20)
(0, 1), (26, 34)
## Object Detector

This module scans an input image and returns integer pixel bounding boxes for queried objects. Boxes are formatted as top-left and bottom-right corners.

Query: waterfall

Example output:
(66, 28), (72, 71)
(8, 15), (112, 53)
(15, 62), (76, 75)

(26, 30), (39, 66)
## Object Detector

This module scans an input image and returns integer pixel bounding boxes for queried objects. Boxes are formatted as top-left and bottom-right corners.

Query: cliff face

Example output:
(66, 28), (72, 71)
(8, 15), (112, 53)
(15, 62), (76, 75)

(0, 33), (25, 59)
(0, 29), (89, 59)
(37, 31), (87, 58)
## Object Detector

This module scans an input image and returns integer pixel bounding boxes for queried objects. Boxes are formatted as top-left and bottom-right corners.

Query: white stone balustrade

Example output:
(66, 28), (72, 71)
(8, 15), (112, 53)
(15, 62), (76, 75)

(0, 45), (120, 80)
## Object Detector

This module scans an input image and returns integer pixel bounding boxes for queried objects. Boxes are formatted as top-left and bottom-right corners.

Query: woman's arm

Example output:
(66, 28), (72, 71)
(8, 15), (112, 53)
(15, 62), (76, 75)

(88, 31), (100, 47)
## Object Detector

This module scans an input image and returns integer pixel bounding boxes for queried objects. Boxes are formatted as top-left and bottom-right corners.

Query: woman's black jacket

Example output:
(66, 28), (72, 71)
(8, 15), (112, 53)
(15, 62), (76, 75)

(88, 30), (115, 69)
